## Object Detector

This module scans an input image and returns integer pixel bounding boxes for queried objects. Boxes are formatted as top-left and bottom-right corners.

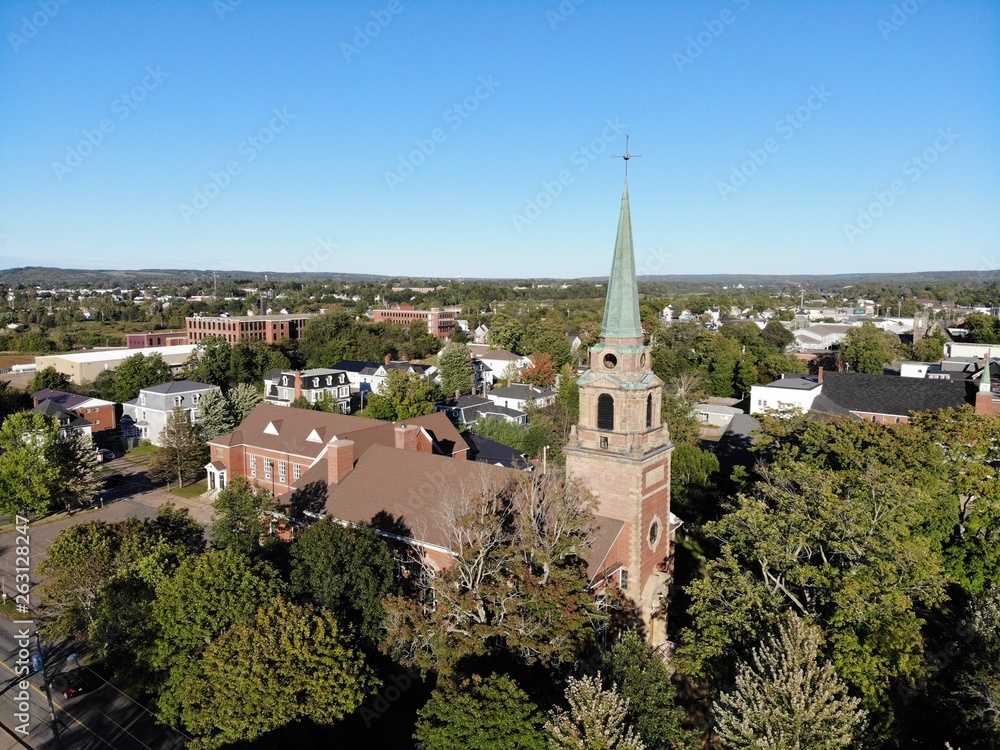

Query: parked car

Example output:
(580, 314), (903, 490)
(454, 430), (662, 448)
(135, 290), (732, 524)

(95, 448), (115, 463)
(101, 473), (126, 489)
(51, 671), (88, 699)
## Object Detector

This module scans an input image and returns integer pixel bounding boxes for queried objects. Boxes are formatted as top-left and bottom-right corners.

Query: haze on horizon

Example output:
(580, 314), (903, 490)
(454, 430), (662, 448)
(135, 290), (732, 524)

(1, 1), (998, 279)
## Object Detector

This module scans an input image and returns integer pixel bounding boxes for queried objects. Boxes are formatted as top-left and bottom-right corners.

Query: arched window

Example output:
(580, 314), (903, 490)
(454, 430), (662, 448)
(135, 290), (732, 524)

(646, 394), (653, 428)
(597, 393), (614, 430)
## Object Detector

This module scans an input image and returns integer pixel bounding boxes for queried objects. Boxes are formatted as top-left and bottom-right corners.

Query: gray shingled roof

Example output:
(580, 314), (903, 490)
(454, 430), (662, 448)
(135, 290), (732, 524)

(821, 372), (973, 416)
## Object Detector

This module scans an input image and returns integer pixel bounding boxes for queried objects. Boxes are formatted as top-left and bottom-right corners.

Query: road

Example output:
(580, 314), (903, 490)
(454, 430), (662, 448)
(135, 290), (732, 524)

(0, 457), (210, 748)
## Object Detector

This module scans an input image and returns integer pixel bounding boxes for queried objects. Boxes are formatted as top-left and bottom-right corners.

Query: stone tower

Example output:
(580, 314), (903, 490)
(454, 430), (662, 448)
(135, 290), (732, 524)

(564, 178), (674, 640)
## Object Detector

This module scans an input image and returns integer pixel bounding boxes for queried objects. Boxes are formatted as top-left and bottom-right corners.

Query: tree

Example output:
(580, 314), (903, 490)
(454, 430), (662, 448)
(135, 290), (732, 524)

(0, 411), (62, 515)
(414, 673), (546, 750)
(184, 336), (232, 388)
(364, 370), (438, 421)
(290, 519), (399, 646)
(604, 631), (688, 750)
(147, 408), (208, 488)
(760, 319), (794, 351)
(113, 352), (173, 403)
(472, 416), (527, 452)
(54, 428), (102, 508)
(383, 472), (602, 675)
(488, 312), (524, 353)
(210, 476), (270, 556)
(0, 379), (31, 424)
(840, 321), (902, 374)
(679, 416), (950, 733)
(914, 332), (946, 363)
(713, 614), (866, 750)
(557, 364), (580, 424)
(178, 599), (377, 749)
(545, 674), (646, 750)
(152, 549), (284, 725)
(27, 366), (71, 394)
(226, 381), (262, 424)
(524, 324), (572, 367)
(439, 342), (475, 396)
(522, 353), (557, 388)
(196, 387), (234, 440)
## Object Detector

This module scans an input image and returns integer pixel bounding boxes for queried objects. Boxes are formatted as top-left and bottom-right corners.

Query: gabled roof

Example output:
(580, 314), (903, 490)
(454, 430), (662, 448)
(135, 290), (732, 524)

(331, 360), (377, 373)
(400, 412), (469, 457)
(488, 383), (556, 400)
(141, 380), (214, 395)
(31, 399), (91, 428)
(208, 403), (396, 459)
(32, 388), (88, 409)
(821, 372), (972, 416)
(464, 432), (526, 467)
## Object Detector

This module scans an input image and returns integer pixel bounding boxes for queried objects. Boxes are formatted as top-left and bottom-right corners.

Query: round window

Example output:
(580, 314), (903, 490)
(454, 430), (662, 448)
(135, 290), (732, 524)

(648, 521), (660, 547)
(603, 353), (618, 369)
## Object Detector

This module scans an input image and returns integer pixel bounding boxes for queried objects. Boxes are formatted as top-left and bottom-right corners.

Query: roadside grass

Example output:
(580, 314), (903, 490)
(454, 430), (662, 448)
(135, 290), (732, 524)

(169, 479), (208, 499)
(0, 596), (31, 621)
(124, 443), (156, 463)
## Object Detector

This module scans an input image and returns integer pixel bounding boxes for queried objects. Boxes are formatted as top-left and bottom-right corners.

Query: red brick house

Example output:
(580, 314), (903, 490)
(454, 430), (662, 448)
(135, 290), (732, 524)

(31, 389), (117, 434)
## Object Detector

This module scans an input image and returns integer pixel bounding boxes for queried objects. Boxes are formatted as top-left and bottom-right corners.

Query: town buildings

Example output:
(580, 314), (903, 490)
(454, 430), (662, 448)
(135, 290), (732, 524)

(371, 306), (456, 338)
(126, 331), (188, 348)
(34, 344), (196, 385)
(185, 313), (314, 345)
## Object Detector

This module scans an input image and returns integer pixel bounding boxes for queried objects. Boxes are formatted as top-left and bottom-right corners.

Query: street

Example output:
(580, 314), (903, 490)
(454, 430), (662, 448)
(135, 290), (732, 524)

(0, 457), (211, 749)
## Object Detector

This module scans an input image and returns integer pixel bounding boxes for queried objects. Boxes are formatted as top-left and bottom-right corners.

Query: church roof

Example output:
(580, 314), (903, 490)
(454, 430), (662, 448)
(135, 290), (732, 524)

(600, 180), (643, 341)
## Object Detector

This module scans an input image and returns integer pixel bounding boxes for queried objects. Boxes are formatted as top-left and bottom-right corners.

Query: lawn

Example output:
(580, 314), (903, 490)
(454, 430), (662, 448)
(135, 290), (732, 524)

(170, 479), (208, 499)
(124, 443), (156, 463)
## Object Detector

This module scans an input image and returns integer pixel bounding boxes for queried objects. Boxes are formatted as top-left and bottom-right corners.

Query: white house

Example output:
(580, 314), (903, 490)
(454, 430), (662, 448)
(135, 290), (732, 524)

(790, 324), (855, 351)
(749, 374), (823, 415)
(465, 345), (533, 385)
(486, 383), (556, 412)
(121, 380), (218, 446)
(263, 368), (352, 412)
(331, 359), (437, 394)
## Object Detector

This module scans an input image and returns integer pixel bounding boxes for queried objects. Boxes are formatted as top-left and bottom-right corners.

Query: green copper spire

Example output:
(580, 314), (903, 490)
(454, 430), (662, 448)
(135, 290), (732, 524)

(600, 179), (644, 341)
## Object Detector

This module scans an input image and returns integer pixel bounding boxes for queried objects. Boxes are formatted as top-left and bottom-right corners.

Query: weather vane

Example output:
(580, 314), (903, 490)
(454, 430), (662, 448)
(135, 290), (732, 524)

(612, 135), (642, 177)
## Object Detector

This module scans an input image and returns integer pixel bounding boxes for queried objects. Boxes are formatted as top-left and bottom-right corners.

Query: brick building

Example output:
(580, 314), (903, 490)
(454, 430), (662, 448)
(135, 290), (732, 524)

(372, 307), (456, 338)
(126, 331), (188, 349)
(564, 178), (676, 645)
(31, 389), (117, 434)
(186, 313), (314, 345)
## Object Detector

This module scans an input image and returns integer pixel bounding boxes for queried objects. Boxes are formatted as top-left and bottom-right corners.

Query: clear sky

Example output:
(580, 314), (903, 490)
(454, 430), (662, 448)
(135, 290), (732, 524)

(1, 0), (997, 279)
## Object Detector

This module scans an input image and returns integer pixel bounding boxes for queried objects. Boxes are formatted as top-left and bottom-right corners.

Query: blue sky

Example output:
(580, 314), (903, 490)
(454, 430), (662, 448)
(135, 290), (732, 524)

(1, 0), (997, 278)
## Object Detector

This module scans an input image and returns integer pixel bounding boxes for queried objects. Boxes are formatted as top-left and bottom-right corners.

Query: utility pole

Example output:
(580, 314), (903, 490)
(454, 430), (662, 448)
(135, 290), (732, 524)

(34, 632), (62, 749)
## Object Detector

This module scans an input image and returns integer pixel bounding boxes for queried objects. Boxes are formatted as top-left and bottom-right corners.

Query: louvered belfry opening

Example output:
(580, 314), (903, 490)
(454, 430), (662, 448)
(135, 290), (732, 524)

(597, 393), (615, 430)
(646, 394), (653, 428)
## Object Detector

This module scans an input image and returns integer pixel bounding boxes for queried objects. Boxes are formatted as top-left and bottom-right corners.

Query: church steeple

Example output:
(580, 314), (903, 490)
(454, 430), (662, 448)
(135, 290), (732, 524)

(981, 358), (993, 393)
(600, 180), (644, 344)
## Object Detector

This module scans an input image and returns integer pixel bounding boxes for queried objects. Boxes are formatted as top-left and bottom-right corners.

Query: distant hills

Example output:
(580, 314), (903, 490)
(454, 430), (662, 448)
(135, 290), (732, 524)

(0, 265), (998, 290)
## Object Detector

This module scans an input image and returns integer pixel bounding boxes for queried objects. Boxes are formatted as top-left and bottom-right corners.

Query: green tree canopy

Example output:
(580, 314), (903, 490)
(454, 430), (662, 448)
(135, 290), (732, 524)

(210, 475), (270, 556)
(439, 342), (475, 396)
(414, 673), (546, 750)
(545, 674), (645, 750)
(152, 548), (284, 725)
(113, 352), (173, 403)
(27, 366), (71, 394)
(147, 407), (208, 488)
(840, 321), (903, 374)
(713, 614), (866, 750)
(290, 519), (399, 646)
(364, 369), (438, 421)
(0, 411), (62, 514)
(178, 598), (377, 749)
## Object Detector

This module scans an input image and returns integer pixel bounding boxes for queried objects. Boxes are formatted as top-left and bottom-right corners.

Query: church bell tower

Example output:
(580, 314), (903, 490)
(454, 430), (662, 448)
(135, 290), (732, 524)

(564, 152), (674, 640)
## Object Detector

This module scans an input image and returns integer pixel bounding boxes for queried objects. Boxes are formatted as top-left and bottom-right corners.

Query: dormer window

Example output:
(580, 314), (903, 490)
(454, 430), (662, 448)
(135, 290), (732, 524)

(326, 375), (332, 386)
(140, 395), (146, 406)
(282, 375), (289, 386)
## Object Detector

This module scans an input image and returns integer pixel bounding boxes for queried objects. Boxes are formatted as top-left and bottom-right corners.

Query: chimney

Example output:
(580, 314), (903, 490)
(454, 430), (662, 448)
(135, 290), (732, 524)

(817, 366), (824, 383)
(294, 370), (302, 400)
(401, 353), (408, 362)
(394, 423), (418, 452)
(455, 389), (461, 401)
(326, 439), (355, 485)
(385, 355), (391, 365)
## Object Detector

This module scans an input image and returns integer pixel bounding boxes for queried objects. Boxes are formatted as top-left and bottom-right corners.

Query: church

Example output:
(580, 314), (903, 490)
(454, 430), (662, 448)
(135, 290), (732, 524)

(207, 169), (676, 646)
(565, 173), (676, 645)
